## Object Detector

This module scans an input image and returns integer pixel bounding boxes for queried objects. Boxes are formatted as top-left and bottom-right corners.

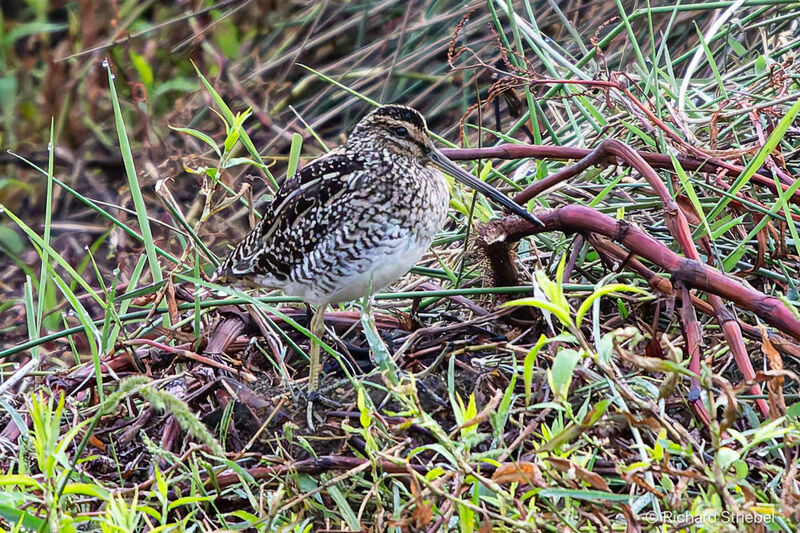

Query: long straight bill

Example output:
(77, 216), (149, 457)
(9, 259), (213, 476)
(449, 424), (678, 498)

(428, 148), (545, 227)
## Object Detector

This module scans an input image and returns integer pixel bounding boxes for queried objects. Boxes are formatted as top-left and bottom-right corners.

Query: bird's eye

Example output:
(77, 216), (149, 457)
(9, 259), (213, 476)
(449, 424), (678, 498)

(394, 126), (410, 138)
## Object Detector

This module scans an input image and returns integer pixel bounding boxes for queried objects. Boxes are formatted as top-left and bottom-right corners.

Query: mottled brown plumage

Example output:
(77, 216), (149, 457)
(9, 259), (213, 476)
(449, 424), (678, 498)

(214, 105), (542, 392)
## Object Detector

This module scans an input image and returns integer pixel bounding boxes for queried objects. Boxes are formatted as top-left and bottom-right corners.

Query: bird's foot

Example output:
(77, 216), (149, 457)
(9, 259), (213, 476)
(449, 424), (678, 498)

(302, 385), (347, 432)
(305, 401), (316, 433)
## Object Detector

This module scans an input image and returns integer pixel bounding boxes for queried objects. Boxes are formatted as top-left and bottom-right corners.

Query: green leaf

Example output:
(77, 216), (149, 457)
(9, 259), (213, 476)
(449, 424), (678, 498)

(297, 474), (322, 504)
(524, 335), (547, 405)
(2, 21), (67, 46)
(327, 484), (360, 531)
(575, 283), (646, 328)
(170, 126), (221, 158)
(213, 16), (241, 59)
(786, 401), (800, 419)
(586, 398), (611, 426)
(548, 348), (581, 401)
(732, 460), (748, 479)
(727, 36), (746, 56)
(657, 438), (687, 456)
(155, 465), (167, 499)
(538, 488), (630, 502)
(458, 393), (478, 437)
(223, 127), (240, 154)
(61, 482), (111, 499)
(754, 54), (767, 74)
(0, 474), (43, 489)
(0, 504), (46, 531)
(357, 387), (370, 429)
(192, 63), (276, 188)
(51, 273), (104, 400)
(129, 51), (153, 88)
(0, 76), (17, 104)
(501, 297), (572, 328)
(0, 177), (35, 194)
(222, 156), (258, 169)
(709, 214), (746, 240)
(152, 77), (198, 97)
(167, 496), (215, 511)
(38, 122), (59, 336)
(107, 62), (162, 284)
(716, 447), (740, 470)
(0, 225), (24, 255)
(491, 373), (516, 436)
(722, 246), (747, 272)
(457, 500), (475, 533)
(616, 298), (628, 320)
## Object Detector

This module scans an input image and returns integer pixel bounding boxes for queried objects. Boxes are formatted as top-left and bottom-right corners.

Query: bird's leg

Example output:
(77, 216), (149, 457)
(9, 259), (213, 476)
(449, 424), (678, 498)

(305, 304), (327, 432)
(360, 288), (398, 385)
(308, 304), (326, 392)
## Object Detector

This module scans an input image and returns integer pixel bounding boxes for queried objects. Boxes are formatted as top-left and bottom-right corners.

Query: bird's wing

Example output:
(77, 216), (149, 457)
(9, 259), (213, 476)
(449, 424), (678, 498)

(214, 153), (364, 281)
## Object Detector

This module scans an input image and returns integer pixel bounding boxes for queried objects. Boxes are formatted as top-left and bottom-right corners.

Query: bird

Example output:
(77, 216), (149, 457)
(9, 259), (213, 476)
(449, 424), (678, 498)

(213, 104), (544, 393)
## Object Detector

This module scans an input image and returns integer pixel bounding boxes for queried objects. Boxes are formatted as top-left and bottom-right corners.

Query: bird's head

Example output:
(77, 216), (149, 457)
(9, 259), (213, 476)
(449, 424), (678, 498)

(347, 104), (545, 227)
(347, 104), (435, 159)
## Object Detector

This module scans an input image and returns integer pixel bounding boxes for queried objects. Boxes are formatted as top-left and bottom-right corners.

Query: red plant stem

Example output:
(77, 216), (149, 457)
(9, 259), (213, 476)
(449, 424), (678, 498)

(693, 235), (769, 416)
(591, 229), (800, 358)
(479, 206), (800, 342)
(678, 284), (713, 426)
(603, 136), (774, 420)
(470, 138), (772, 419)
(691, 296), (800, 359)
(441, 144), (800, 204)
(509, 75), (796, 195)
(587, 236), (673, 296)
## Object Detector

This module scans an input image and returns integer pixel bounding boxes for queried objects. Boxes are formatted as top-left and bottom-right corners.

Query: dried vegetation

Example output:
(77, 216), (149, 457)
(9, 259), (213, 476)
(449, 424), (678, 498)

(1, 0), (800, 531)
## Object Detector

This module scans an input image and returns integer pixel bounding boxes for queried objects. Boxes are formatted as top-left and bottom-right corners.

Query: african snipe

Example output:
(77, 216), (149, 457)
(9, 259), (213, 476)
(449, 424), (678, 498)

(213, 105), (543, 393)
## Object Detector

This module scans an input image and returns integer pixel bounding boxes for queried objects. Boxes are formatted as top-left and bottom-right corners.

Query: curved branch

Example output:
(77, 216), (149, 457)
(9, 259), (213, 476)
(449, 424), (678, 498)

(441, 144), (800, 205)
(478, 205), (800, 342)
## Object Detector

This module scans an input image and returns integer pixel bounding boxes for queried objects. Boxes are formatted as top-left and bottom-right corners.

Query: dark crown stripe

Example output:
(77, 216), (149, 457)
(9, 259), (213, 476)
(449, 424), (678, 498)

(373, 105), (426, 131)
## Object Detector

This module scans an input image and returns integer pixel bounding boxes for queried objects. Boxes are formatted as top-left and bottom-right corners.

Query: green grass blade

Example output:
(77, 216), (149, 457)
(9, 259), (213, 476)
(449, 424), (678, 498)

(35, 120), (55, 336)
(192, 62), (278, 189)
(671, 154), (713, 240)
(287, 132), (303, 179)
(707, 90), (800, 222)
(106, 60), (162, 283)
(51, 269), (104, 402)
(0, 205), (104, 306)
(7, 150), (180, 263)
